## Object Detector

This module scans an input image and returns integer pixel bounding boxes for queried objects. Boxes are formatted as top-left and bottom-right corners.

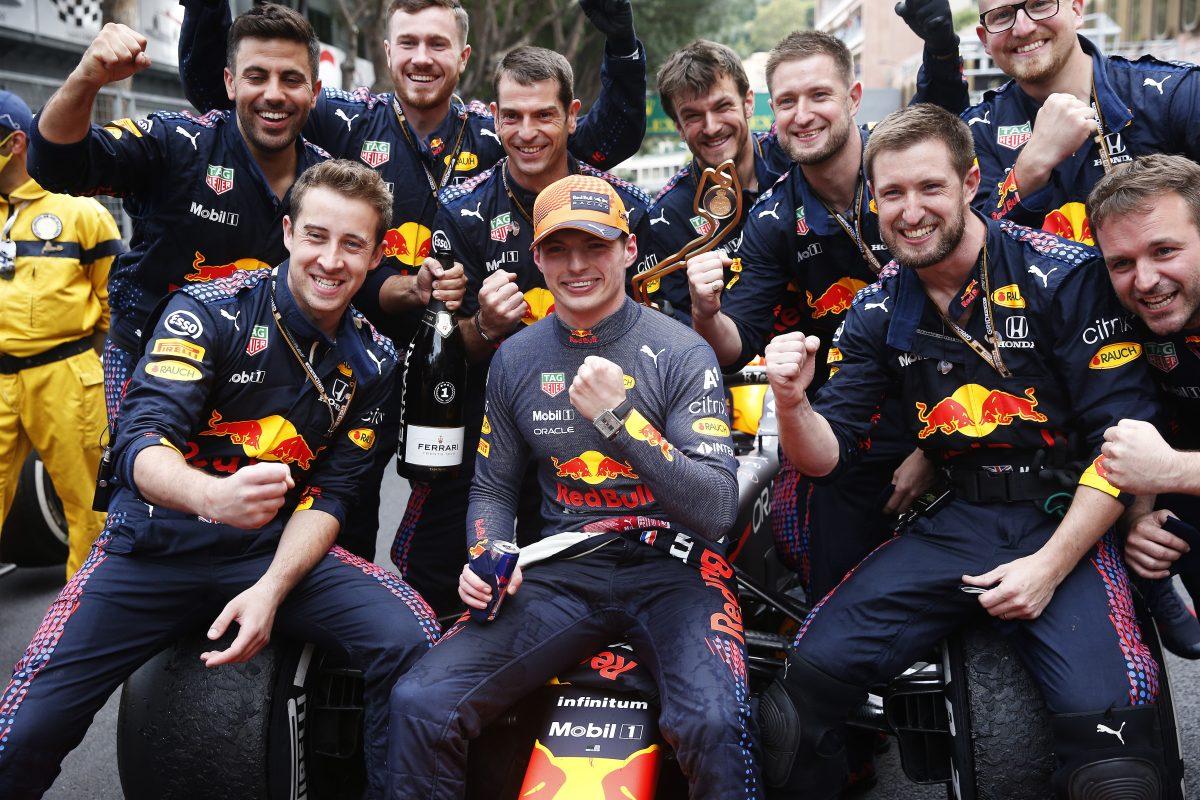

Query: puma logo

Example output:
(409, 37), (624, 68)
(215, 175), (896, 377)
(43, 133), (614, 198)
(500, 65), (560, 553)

(1143, 75), (1172, 95)
(968, 110), (991, 126)
(1027, 264), (1057, 287)
(1096, 722), (1126, 745)
(865, 298), (889, 313)
(480, 128), (501, 144)
(175, 126), (200, 150)
(757, 201), (781, 220)
(640, 345), (664, 366)
(460, 202), (484, 222)
(367, 349), (384, 374)
(219, 308), (241, 331)
(334, 109), (360, 130)
(649, 208), (669, 226)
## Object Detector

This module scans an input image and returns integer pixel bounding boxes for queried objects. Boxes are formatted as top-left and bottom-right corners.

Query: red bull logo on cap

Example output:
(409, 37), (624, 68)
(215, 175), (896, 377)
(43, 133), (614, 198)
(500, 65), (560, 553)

(185, 251), (271, 282)
(806, 277), (867, 319)
(201, 410), (321, 469)
(381, 222), (432, 267)
(914, 385), (1048, 440)
(1041, 202), (1094, 245)
(551, 451), (639, 485)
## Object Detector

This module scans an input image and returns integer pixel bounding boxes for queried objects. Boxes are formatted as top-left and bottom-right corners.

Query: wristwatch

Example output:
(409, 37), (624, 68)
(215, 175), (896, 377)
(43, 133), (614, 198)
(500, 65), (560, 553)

(593, 398), (634, 440)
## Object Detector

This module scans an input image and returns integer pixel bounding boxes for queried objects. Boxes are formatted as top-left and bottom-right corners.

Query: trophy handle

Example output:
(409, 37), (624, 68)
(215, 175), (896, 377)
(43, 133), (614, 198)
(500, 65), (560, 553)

(631, 158), (744, 307)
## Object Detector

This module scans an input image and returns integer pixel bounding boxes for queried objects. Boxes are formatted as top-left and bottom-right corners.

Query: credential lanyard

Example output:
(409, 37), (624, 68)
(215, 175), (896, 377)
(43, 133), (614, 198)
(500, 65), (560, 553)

(392, 96), (469, 197)
(818, 177), (884, 275)
(269, 277), (356, 436)
(1091, 75), (1117, 175)
(926, 242), (1012, 378)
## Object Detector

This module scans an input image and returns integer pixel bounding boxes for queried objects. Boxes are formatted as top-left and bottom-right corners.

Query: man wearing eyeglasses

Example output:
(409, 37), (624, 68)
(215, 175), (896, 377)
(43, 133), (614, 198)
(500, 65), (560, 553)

(954, 0), (1200, 231)
(918, 0), (1200, 656)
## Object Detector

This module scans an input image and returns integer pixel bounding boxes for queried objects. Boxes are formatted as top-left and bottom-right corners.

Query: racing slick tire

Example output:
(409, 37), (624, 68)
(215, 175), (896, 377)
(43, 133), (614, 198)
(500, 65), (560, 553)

(118, 631), (365, 800)
(0, 453), (68, 566)
(943, 624), (1055, 800)
(943, 620), (1184, 800)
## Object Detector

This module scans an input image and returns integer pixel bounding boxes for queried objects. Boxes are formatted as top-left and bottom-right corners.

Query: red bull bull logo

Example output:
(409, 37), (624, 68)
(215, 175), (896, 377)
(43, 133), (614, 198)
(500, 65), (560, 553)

(381, 222), (433, 267)
(185, 252), (271, 282)
(200, 410), (321, 469)
(995, 168), (1020, 217)
(519, 740), (659, 799)
(1041, 201), (1093, 245)
(551, 451), (639, 484)
(805, 277), (867, 319)
(914, 385), (1048, 440)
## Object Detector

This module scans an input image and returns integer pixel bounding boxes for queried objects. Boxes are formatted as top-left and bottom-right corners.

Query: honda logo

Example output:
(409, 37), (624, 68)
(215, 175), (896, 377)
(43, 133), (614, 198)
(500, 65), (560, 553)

(1005, 316), (1028, 340)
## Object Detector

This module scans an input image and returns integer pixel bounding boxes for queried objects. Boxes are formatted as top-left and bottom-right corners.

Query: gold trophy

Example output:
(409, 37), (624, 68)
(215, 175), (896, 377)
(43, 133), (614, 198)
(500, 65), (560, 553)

(631, 159), (743, 307)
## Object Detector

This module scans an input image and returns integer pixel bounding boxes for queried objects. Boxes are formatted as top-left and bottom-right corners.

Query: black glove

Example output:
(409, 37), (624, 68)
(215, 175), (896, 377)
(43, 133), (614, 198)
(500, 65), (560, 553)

(895, 0), (958, 56)
(579, 0), (637, 55)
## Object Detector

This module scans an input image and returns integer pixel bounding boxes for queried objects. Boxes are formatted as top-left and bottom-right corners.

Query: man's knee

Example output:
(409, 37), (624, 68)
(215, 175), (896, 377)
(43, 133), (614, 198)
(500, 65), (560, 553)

(1050, 705), (1174, 800)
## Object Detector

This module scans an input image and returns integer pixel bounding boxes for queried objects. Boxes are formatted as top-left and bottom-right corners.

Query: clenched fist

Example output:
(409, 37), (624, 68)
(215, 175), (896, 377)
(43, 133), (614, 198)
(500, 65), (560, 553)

(74, 23), (152, 89)
(569, 355), (626, 422)
(764, 331), (821, 409)
(1101, 418), (1185, 495)
(1015, 94), (1098, 190)
(475, 269), (526, 340)
(686, 250), (731, 322)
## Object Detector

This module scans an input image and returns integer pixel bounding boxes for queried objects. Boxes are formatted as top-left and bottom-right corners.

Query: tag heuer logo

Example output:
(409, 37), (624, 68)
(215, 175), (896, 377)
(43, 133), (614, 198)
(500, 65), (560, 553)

(795, 206), (810, 236)
(246, 324), (269, 356)
(1145, 341), (1178, 372)
(205, 165), (234, 195)
(360, 140), (391, 168)
(540, 371), (565, 397)
(490, 212), (519, 242)
(689, 215), (713, 236)
(997, 123), (1032, 150)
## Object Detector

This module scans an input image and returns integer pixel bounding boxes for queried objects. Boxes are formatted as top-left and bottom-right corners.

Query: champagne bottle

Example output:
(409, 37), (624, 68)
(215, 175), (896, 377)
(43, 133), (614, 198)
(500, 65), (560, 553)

(397, 230), (466, 480)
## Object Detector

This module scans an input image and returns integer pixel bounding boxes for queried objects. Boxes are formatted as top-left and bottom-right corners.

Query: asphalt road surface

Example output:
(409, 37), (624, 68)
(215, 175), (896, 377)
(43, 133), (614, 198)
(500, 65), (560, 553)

(3, 470), (1200, 798)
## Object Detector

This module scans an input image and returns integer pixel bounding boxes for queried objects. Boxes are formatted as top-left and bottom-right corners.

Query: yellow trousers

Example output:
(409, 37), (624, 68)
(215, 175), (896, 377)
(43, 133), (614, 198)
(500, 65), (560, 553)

(0, 350), (107, 577)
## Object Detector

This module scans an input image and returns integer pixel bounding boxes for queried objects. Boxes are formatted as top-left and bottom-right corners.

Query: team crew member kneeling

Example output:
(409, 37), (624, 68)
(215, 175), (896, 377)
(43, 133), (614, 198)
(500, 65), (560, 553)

(387, 175), (760, 800)
(0, 160), (441, 800)
(761, 104), (1167, 799)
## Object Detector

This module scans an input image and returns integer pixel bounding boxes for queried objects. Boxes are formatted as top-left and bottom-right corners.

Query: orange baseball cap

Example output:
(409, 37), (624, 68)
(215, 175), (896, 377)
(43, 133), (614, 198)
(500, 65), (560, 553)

(531, 175), (629, 248)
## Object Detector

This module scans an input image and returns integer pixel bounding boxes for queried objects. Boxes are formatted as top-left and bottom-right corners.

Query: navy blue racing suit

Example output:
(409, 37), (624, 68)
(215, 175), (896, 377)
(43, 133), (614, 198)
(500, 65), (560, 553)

(390, 159), (651, 615)
(719, 132), (914, 605)
(388, 298), (760, 799)
(777, 219), (1164, 794)
(0, 269), (440, 799)
(967, 36), (1200, 233)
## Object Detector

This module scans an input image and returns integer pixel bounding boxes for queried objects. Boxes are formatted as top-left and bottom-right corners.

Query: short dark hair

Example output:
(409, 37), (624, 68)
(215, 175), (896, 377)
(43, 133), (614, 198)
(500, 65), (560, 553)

(765, 30), (854, 95)
(227, 3), (320, 83)
(864, 103), (975, 182)
(656, 40), (750, 123)
(289, 160), (394, 245)
(1088, 154), (1200, 238)
(493, 46), (574, 112)
(386, 0), (469, 47)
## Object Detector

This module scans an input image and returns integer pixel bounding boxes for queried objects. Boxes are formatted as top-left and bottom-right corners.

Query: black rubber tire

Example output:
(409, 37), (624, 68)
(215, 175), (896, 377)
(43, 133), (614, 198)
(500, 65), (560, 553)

(0, 453), (68, 567)
(117, 630), (286, 800)
(943, 624), (1056, 800)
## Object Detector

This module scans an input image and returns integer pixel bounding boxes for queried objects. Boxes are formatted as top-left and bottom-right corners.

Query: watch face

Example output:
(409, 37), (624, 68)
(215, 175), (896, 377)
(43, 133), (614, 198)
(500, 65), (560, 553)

(594, 410), (621, 439)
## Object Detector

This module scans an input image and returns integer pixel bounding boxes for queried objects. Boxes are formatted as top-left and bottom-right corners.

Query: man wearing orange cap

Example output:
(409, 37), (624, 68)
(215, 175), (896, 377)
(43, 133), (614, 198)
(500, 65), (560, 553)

(388, 174), (759, 799)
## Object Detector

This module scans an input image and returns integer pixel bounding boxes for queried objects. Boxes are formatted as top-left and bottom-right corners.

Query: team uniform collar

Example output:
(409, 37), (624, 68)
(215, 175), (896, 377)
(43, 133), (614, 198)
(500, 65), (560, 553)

(394, 95), (468, 161)
(887, 212), (994, 352)
(554, 295), (641, 348)
(682, 136), (775, 199)
(273, 264), (379, 381)
(222, 118), (314, 202)
(2, 177), (47, 204)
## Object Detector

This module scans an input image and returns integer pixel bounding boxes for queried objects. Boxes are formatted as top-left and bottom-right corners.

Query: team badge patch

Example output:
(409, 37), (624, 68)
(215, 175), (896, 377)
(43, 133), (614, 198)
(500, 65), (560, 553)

(206, 164), (234, 195)
(360, 140), (391, 168)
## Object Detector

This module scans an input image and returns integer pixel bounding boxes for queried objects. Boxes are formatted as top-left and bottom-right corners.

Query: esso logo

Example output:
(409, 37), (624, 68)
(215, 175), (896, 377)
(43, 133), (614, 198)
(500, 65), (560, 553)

(164, 310), (204, 339)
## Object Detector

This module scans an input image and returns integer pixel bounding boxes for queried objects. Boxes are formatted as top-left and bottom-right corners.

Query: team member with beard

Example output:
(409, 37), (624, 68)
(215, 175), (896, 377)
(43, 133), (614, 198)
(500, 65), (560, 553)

(913, 0), (1200, 652)
(1087, 154), (1200, 651)
(760, 103), (1167, 799)
(648, 4), (966, 323)
(394, 47), (651, 614)
(950, 0), (1200, 232)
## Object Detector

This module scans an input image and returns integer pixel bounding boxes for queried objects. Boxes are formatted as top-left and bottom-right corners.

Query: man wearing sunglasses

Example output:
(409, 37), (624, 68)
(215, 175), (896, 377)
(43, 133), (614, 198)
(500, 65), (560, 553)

(919, 0), (1200, 657)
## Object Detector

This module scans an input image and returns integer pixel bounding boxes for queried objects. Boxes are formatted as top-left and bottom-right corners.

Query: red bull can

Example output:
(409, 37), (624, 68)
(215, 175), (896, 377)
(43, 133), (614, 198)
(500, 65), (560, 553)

(470, 540), (520, 623)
